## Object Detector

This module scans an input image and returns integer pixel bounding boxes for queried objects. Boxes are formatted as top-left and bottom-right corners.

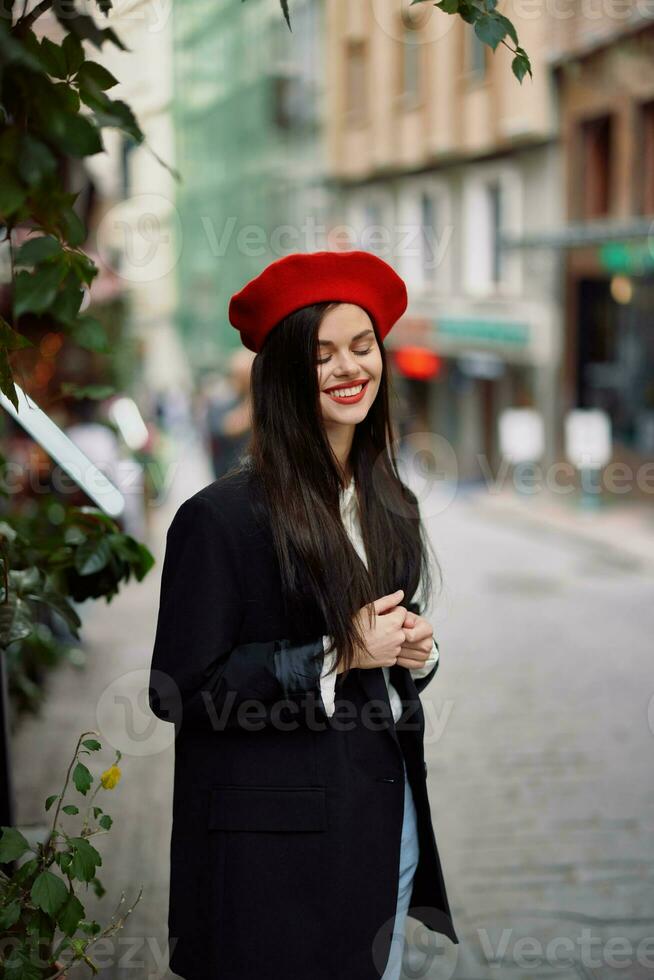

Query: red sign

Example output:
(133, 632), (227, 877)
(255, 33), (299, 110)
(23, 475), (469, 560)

(393, 346), (441, 380)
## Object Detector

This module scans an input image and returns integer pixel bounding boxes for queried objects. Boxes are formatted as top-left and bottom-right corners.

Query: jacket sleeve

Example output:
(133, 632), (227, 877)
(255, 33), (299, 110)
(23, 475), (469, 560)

(410, 637), (440, 694)
(405, 581), (440, 694)
(148, 494), (329, 732)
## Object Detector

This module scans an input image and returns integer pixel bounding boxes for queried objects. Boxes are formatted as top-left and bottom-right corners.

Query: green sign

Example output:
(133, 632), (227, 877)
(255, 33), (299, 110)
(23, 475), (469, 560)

(435, 317), (530, 347)
(599, 241), (654, 274)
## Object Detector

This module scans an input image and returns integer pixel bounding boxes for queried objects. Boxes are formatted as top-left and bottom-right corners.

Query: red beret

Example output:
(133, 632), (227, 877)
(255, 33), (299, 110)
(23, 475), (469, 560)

(228, 250), (408, 353)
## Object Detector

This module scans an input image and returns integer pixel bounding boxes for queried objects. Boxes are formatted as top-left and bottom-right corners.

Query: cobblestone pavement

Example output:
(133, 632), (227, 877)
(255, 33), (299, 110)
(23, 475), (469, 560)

(409, 481), (654, 979)
(12, 442), (654, 979)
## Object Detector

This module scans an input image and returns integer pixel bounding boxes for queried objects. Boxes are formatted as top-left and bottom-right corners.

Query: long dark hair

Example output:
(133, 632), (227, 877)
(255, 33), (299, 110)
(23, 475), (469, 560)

(241, 301), (440, 677)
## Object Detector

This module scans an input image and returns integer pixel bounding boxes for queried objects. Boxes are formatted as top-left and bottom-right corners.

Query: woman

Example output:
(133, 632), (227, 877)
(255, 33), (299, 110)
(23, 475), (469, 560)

(148, 250), (458, 980)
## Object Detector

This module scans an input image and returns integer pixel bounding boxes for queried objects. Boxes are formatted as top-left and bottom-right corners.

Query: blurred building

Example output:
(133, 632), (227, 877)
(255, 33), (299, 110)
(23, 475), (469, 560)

(546, 10), (654, 481)
(325, 1), (562, 481)
(171, 0), (326, 369)
(83, 0), (187, 400)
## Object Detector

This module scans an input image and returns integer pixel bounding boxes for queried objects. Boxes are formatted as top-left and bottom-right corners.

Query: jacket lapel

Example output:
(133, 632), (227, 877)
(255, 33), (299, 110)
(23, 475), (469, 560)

(354, 666), (402, 752)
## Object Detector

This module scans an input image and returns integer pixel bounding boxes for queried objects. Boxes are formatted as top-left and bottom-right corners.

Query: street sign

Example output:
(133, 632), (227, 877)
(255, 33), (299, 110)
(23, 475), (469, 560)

(499, 408), (545, 463)
(565, 409), (612, 469)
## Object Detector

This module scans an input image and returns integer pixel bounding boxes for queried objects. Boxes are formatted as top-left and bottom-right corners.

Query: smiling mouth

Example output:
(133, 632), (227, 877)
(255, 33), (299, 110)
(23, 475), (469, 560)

(324, 380), (370, 402)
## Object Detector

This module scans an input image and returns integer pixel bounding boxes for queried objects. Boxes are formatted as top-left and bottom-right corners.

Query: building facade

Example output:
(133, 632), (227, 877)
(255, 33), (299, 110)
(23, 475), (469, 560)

(325, 0), (562, 482)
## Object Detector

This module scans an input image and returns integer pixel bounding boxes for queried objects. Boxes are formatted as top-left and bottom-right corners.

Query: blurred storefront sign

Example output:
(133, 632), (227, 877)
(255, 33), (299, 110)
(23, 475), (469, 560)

(393, 346), (442, 381)
(599, 241), (654, 275)
(457, 351), (506, 379)
(436, 316), (530, 349)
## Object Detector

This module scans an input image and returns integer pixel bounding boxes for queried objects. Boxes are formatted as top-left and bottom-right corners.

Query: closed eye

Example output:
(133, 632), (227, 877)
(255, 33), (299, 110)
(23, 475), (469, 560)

(317, 347), (372, 365)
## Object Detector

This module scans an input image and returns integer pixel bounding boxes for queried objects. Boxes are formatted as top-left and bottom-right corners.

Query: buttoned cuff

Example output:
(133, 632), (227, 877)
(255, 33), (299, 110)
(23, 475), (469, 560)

(319, 635), (338, 718)
(409, 636), (440, 679)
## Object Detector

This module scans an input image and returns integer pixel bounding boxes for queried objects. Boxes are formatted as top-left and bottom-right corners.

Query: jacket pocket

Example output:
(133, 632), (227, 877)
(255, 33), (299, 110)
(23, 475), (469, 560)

(208, 785), (327, 832)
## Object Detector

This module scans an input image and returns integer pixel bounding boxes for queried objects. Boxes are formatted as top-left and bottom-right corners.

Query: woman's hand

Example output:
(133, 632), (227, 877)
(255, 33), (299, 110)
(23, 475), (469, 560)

(342, 589), (407, 672)
(395, 608), (434, 669)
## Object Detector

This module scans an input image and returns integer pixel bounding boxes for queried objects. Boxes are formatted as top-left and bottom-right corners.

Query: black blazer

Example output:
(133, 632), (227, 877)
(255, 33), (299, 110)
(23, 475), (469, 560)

(148, 464), (458, 980)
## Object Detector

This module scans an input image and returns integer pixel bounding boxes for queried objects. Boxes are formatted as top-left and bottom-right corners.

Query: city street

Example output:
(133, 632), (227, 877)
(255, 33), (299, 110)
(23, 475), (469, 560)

(13, 438), (654, 979)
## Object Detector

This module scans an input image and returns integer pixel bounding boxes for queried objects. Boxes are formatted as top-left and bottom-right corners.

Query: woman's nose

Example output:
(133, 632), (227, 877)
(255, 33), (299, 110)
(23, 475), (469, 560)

(332, 351), (360, 375)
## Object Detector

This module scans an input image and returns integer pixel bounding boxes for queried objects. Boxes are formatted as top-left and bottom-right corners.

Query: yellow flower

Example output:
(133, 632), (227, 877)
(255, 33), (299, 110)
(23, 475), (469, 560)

(100, 764), (122, 789)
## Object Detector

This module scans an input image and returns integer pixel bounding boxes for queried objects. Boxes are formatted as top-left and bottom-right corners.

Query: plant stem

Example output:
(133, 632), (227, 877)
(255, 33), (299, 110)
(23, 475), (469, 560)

(46, 730), (99, 860)
(19, 0), (55, 30)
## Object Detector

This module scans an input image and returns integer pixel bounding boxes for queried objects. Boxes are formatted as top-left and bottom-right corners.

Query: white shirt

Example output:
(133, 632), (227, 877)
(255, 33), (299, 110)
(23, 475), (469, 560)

(319, 475), (439, 721)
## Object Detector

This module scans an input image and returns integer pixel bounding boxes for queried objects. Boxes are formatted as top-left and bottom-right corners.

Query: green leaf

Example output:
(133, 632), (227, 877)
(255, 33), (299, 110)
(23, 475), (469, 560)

(45, 794), (59, 811)
(75, 536), (112, 575)
(62, 804), (80, 815)
(83, 738), (102, 751)
(512, 51), (532, 82)
(0, 899), (21, 931)
(52, 81), (81, 114)
(67, 250), (98, 285)
(0, 826), (32, 862)
(494, 12), (518, 46)
(13, 263), (67, 318)
(42, 109), (104, 157)
(70, 316), (110, 353)
(2, 948), (44, 980)
(90, 875), (106, 898)
(56, 850), (73, 874)
(474, 12), (508, 49)
(14, 856), (39, 884)
(0, 317), (33, 351)
(31, 870), (68, 916)
(69, 836), (102, 882)
(0, 24), (44, 72)
(0, 173), (27, 218)
(39, 584), (82, 634)
(58, 891), (85, 936)
(16, 235), (62, 266)
(72, 761), (93, 795)
(60, 382), (116, 400)
(39, 37), (68, 79)
(62, 32), (85, 75)
(61, 206), (86, 246)
(87, 96), (144, 143)
(78, 915), (102, 933)
(50, 271), (84, 323)
(434, 0), (460, 12)
(76, 60), (119, 90)
(53, 3), (129, 52)
(99, 813), (112, 830)
(458, 2), (480, 23)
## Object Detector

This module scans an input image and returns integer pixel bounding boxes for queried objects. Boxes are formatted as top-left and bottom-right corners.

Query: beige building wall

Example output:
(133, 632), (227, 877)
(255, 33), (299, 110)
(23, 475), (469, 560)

(326, 0), (556, 180)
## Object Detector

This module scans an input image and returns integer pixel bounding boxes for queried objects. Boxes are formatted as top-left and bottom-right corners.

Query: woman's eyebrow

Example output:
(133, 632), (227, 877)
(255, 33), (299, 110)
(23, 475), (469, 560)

(318, 329), (374, 348)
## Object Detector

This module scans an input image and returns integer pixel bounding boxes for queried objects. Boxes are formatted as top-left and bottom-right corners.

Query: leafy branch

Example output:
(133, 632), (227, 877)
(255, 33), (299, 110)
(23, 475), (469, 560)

(0, 732), (142, 978)
(413, 0), (532, 82)
(0, 0), (176, 410)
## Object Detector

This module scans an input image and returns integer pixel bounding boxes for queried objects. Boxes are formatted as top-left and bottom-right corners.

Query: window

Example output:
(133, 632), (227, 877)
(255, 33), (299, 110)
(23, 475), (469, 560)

(345, 39), (367, 124)
(466, 30), (486, 80)
(398, 22), (421, 104)
(420, 191), (437, 282)
(463, 172), (515, 294)
(120, 136), (136, 198)
(488, 179), (502, 284)
(577, 114), (613, 219)
(362, 199), (386, 254)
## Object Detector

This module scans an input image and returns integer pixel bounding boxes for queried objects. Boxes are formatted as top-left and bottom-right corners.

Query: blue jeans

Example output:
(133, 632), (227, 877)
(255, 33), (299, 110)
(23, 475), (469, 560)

(381, 758), (420, 980)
